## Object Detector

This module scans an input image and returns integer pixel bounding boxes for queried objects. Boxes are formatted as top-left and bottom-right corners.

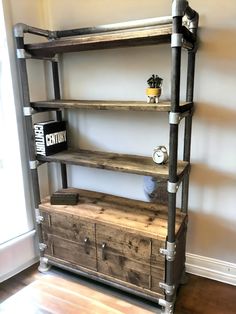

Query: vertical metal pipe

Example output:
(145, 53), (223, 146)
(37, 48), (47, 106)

(166, 15), (183, 304)
(15, 35), (43, 255)
(51, 60), (68, 188)
(181, 51), (196, 212)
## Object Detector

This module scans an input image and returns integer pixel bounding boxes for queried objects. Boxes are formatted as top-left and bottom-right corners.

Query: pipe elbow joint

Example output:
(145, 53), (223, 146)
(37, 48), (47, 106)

(13, 23), (29, 37)
(172, 0), (188, 18)
(189, 11), (199, 30)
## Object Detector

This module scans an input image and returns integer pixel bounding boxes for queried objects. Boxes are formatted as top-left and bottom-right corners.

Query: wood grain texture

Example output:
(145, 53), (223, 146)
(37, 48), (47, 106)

(39, 188), (186, 239)
(42, 211), (95, 245)
(37, 149), (189, 180)
(46, 256), (164, 300)
(31, 99), (193, 113)
(45, 235), (97, 271)
(2, 264), (236, 314)
(25, 25), (172, 57)
(0, 273), (158, 314)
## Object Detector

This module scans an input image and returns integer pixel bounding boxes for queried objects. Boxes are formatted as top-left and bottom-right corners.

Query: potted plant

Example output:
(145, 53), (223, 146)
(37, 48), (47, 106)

(146, 74), (163, 103)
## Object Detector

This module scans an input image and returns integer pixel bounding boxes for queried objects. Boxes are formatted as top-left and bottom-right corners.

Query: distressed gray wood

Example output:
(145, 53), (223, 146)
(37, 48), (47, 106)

(25, 25), (172, 57)
(39, 188), (186, 239)
(45, 234), (97, 271)
(31, 99), (193, 112)
(37, 149), (189, 180)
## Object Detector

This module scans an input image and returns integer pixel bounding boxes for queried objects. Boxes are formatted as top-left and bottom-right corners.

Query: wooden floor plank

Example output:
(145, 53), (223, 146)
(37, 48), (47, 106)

(1, 264), (236, 314)
(0, 274), (156, 314)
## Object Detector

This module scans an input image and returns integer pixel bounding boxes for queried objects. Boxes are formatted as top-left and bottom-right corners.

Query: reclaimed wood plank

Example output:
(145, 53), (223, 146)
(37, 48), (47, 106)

(25, 25), (172, 57)
(97, 254), (150, 289)
(46, 255), (165, 300)
(41, 211), (95, 245)
(45, 235), (97, 271)
(37, 149), (189, 180)
(39, 189), (186, 240)
(31, 99), (193, 112)
(96, 224), (151, 261)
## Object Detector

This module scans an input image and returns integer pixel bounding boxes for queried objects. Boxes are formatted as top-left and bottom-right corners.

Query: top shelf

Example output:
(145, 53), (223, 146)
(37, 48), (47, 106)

(25, 24), (195, 57)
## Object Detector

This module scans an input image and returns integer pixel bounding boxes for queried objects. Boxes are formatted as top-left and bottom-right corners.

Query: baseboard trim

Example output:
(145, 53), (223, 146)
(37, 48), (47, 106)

(0, 256), (39, 283)
(0, 230), (39, 283)
(186, 253), (236, 286)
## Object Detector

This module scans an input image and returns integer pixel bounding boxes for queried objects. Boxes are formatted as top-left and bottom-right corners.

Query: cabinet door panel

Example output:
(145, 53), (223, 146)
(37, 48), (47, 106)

(41, 211), (95, 245)
(46, 235), (97, 271)
(96, 224), (151, 288)
(96, 224), (151, 262)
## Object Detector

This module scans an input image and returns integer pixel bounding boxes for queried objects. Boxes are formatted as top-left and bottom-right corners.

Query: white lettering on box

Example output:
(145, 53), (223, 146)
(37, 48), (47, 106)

(46, 131), (67, 147)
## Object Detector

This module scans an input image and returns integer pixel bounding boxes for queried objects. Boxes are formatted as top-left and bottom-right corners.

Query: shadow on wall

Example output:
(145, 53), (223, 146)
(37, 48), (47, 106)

(199, 27), (236, 67)
(191, 163), (236, 186)
(187, 210), (236, 261)
(194, 102), (236, 127)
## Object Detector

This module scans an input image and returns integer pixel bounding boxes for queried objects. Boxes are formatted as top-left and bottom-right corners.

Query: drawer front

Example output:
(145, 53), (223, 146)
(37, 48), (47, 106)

(96, 224), (151, 289)
(41, 211), (95, 245)
(44, 234), (97, 271)
(41, 211), (96, 271)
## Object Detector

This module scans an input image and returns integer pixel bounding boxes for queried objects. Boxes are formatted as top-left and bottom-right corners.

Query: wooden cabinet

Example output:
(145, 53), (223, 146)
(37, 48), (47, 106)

(38, 188), (187, 300)
(15, 2), (199, 312)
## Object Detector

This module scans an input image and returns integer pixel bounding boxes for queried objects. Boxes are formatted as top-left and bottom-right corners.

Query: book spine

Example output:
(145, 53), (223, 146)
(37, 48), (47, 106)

(34, 124), (46, 156)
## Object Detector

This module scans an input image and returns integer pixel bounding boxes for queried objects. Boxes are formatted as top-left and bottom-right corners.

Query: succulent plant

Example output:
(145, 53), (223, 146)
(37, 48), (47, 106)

(147, 74), (163, 88)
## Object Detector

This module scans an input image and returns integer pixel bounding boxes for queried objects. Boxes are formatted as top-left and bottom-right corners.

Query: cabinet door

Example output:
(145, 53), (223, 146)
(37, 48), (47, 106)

(41, 211), (97, 270)
(96, 224), (151, 289)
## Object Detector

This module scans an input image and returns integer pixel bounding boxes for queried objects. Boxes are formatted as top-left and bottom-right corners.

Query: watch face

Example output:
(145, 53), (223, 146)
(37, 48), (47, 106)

(152, 146), (168, 164)
(153, 150), (164, 163)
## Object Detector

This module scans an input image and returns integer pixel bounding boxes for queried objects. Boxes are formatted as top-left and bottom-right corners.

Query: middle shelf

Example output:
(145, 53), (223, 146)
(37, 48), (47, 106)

(37, 149), (189, 179)
(31, 99), (193, 113)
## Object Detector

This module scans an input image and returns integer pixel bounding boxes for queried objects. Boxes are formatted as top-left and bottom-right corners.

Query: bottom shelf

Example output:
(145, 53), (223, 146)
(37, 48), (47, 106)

(39, 188), (187, 301)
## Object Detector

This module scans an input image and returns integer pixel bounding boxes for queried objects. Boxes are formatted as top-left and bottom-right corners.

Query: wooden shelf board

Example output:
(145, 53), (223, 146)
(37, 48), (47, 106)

(25, 25), (173, 57)
(37, 149), (189, 179)
(39, 188), (186, 239)
(31, 99), (193, 112)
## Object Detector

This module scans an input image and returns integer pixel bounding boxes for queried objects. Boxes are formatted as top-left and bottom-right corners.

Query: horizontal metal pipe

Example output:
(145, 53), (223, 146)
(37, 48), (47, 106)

(48, 259), (160, 304)
(14, 23), (56, 39)
(56, 16), (172, 38)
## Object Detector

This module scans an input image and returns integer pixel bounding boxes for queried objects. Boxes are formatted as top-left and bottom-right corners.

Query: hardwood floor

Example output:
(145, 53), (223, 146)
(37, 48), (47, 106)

(0, 264), (236, 313)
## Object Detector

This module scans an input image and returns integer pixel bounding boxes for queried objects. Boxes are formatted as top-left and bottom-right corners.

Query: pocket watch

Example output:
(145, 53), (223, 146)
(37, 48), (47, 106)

(152, 145), (168, 164)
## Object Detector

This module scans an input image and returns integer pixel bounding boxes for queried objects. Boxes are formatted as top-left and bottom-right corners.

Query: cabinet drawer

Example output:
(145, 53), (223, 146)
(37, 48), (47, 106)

(44, 234), (97, 271)
(96, 224), (151, 288)
(41, 211), (95, 245)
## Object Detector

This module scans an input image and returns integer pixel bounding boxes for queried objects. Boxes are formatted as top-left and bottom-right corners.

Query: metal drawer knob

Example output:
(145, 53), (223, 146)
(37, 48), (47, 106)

(84, 237), (90, 254)
(102, 242), (107, 261)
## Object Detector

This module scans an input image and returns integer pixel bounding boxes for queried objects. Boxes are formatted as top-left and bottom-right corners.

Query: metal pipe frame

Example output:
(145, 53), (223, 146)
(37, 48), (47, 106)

(181, 50), (196, 213)
(56, 16), (173, 38)
(164, 1), (198, 312)
(14, 33), (44, 257)
(14, 23), (56, 39)
(13, 3), (199, 43)
(51, 60), (68, 188)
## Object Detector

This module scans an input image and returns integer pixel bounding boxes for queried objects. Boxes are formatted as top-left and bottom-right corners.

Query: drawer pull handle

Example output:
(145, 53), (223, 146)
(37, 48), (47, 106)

(102, 242), (107, 261)
(84, 237), (89, 254)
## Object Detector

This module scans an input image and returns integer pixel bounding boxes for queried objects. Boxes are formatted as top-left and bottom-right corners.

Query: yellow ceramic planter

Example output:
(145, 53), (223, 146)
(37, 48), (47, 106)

(146, 87), (161, 103)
